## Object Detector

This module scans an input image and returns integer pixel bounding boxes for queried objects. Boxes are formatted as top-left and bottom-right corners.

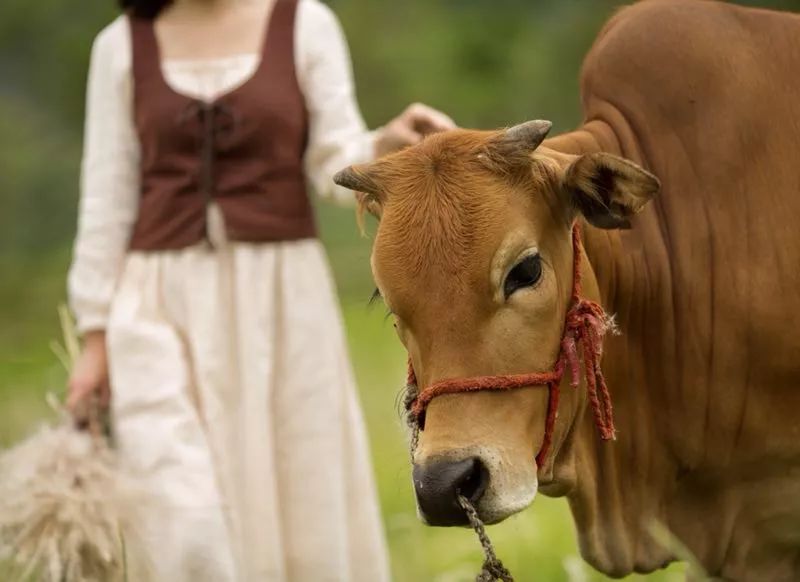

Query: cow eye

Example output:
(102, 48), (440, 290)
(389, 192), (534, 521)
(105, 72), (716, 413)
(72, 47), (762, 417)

(504, 254), (542, 298)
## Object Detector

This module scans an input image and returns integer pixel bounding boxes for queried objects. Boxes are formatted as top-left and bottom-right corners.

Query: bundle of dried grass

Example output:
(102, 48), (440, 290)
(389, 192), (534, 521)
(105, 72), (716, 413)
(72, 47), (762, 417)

(0, 306), (136, 582)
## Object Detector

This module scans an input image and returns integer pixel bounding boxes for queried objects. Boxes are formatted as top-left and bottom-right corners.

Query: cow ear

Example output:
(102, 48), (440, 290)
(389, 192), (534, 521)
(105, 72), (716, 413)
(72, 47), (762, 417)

(563, 153), (659, 229)
(333, 163), (384, 221)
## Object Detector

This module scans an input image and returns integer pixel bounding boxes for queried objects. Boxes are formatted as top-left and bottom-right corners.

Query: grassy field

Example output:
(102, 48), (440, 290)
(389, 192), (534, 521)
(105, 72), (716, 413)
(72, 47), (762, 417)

(0, 205), (685, 581)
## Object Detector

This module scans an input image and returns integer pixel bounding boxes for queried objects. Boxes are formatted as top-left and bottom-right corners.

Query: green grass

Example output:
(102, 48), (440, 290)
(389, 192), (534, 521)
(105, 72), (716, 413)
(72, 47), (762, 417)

(0, 248), (684, 581)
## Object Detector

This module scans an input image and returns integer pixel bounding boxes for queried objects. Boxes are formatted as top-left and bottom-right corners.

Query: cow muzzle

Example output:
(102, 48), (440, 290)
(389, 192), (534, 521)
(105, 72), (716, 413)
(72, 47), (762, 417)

(412, 447), (539, 526)
(412, 456), (489, 526)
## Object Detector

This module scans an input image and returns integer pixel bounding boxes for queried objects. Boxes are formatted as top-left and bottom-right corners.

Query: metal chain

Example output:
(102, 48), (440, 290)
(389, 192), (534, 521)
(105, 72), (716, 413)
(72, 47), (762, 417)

(404, 380), (514, 582)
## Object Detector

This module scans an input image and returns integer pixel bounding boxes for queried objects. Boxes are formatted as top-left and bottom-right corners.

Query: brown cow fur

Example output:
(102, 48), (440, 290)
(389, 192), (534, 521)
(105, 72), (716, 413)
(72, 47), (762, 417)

(336, 0), (800, 579)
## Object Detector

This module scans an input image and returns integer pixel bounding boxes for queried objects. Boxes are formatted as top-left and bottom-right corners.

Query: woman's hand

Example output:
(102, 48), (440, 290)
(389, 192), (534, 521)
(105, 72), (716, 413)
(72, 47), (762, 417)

(374, 103), (456, 158)
(67, 331), (111, 422)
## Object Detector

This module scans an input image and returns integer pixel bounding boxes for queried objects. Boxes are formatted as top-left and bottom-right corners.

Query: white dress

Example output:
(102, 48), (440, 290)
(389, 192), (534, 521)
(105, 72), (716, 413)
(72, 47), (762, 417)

(67, 2), (390, 581)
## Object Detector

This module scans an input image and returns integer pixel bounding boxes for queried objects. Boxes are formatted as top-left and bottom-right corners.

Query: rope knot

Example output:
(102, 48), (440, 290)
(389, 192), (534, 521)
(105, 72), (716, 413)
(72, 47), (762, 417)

(562, 298), (617, 441)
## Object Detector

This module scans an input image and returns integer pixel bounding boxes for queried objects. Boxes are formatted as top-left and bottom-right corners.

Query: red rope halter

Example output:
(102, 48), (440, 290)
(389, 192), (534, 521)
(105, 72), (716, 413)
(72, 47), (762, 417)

(405, 224), (617, 467)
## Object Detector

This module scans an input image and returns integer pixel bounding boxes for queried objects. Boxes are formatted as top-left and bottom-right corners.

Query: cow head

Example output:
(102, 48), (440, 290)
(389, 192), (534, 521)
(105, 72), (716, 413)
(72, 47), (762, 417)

(335, 121), (658, 526)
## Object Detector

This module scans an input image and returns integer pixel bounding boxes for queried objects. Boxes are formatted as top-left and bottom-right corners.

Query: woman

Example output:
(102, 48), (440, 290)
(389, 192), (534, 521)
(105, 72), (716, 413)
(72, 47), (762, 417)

(66, 0), (454, 579)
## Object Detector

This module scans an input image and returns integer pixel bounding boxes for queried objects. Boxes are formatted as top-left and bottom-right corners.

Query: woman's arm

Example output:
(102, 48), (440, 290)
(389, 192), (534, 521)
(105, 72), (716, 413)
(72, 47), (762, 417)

(297, 0), (454, 204)
(68, 17), (140, 334)
(67, 17), (139, 413)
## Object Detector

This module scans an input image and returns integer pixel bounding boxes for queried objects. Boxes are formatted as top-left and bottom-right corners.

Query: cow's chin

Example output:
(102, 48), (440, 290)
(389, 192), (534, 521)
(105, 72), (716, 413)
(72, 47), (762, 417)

(476, 480), (538, 525)
(476, 449), (539, 524)
(416, 479), (538, 526)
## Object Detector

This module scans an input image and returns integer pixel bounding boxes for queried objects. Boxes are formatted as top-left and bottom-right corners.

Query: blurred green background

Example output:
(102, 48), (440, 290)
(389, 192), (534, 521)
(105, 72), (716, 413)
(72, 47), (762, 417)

(2, 0), (799, 580)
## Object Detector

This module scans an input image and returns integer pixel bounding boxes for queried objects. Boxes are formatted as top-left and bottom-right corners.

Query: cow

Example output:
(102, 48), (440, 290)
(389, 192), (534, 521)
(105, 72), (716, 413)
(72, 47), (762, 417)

(334, 0), (800, 579)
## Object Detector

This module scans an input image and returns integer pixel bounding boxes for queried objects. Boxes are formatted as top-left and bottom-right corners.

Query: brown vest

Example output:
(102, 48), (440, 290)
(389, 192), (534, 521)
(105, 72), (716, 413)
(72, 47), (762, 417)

(128, 0), (315, 251)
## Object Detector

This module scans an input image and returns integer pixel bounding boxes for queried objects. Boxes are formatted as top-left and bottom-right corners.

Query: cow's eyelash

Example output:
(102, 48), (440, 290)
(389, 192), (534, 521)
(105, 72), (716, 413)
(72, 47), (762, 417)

(368, 288), (394, 319)
(368, 288), (382, 306)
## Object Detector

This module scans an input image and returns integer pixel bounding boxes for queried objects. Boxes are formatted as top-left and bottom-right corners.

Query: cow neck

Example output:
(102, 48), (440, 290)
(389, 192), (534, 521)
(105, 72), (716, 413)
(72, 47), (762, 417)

(404, 223), (618, 467)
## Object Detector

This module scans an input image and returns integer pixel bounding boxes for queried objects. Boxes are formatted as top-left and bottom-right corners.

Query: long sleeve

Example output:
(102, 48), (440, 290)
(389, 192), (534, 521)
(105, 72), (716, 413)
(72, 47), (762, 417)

(296, 0), (376, 204)
(68, 17), (141, 333)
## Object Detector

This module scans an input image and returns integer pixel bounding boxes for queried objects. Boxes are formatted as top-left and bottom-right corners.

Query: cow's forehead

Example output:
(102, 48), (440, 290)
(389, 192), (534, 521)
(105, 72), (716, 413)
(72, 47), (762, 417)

(374, 166), (508, 280)
(369, 131), (566, 302)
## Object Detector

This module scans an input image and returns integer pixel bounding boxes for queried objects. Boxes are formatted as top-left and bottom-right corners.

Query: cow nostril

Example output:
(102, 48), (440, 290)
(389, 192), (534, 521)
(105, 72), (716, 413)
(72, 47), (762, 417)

(413, 457), (490, 526)
(456, 458), (489, 504)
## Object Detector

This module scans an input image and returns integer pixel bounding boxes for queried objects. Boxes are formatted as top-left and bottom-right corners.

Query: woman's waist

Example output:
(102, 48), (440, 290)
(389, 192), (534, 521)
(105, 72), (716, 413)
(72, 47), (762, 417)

(139, 166), (308, 198)
(123, 235), (326, 269)
(129, 189), (318, 251)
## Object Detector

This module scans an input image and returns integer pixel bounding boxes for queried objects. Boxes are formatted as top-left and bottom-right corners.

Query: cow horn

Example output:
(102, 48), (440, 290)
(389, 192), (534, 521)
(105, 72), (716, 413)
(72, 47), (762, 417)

(504, 119), (553, 150)
(333, 165), (380, 196)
